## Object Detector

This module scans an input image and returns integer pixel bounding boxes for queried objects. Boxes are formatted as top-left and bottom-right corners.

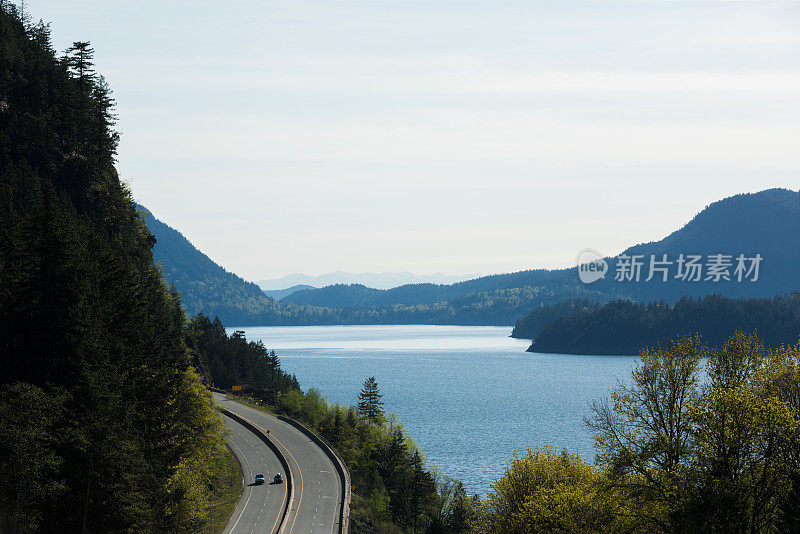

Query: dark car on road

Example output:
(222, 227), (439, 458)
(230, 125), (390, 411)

(254, 473), (265, 485)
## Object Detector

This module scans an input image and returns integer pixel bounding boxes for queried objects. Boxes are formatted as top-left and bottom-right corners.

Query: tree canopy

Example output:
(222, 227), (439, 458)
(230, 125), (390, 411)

(475, 331), (800, 533)
(0, 6), (230, 531)
(521, 293), (800, 355)
(357, 376), (385, 425)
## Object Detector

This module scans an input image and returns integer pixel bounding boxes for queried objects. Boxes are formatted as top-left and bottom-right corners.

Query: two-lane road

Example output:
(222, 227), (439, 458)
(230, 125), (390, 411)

(221, 414), (287, 534)
(215, 393), (344, 534)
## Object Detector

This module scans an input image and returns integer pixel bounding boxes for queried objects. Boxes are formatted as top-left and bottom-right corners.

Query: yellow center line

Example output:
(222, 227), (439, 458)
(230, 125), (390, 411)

(269, 458), (288, 534)
(233, 409), (304, 534)
(262, 423), (304, 534)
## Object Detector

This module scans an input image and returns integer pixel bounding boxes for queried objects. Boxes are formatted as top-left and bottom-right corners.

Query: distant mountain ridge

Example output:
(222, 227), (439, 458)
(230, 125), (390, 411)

(257, 271), (480, 291)
(140, 188), (800, 327)
(139, 206), (583, 325)
(283, 188), (800, 309)
(262, 284), (316, 300)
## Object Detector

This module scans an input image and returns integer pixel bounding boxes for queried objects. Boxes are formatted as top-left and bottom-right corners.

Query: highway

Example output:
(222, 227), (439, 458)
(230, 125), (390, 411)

(215, 393), (345, 534)
(221, 414), (287, 534)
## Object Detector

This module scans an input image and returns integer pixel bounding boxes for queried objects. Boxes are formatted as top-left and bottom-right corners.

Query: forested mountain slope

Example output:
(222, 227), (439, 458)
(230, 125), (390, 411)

(142, 206), (618, 325)
(144, 188), (800, 326)
(139, 205), (291, 323)
(0, 7), (230, 531)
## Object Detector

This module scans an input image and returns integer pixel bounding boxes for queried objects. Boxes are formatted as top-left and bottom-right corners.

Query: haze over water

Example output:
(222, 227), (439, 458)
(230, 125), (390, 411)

(230, 325), (637, 496)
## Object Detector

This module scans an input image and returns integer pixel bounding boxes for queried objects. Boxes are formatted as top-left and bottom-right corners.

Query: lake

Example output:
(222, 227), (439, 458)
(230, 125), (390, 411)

(228, 324), (638, 496)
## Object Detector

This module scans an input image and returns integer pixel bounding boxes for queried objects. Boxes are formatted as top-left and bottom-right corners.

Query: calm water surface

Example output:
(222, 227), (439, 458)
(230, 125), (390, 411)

(228, 325), (637, 496)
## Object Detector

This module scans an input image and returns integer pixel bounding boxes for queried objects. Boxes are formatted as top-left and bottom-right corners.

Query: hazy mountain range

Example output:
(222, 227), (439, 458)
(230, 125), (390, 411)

(283, 188), (800, 309)
(257, 272), (480, 292)
(140, 188), (800, 326)
(261, 285), (316, 300)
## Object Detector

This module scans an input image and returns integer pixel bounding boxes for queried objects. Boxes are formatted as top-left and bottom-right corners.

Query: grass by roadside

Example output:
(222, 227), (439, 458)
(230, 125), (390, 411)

(226, 394), (276, 415)
(198, 442), (243, 534)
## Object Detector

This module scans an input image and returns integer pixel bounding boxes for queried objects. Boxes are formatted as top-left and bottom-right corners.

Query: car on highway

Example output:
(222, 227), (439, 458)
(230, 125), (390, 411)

(254, 473), (265, 485)
(273, 473), (283, 484)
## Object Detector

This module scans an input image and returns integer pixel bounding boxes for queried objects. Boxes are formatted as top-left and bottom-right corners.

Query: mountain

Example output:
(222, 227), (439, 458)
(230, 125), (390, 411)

(282, 188), (800, 310)
(139, 207), (614, 325)
(0, 8), (232, 530)
(262, 284), (316, 300)
(138, 205), (298, 324)
(256, 271), (480, 291)
(143, 188), (800, 327)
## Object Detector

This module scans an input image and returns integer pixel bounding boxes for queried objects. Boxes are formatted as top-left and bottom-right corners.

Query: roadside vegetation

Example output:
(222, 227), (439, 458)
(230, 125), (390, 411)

(197, 444), (243, 534)
(231, 374), (478, 533)
(184, 319), (475, 532)
(473, 331), (800, 533)
(186, 313), (300, 392)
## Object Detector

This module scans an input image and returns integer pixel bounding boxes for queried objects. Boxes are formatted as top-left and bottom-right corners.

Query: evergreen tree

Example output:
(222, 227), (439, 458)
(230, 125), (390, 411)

(357, 376), (384, 424)
(186, 313), (299, 392)
(0, 6), (230, 531)
(64, 41), (94, 89)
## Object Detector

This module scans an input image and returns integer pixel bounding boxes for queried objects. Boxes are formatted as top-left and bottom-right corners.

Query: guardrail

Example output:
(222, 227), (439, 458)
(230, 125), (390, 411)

(276, 415), (351, 534)
(220, 409), (295, 534)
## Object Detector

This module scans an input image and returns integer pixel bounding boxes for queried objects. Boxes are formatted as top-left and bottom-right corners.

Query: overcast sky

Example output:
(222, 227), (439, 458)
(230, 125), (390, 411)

(28, 0), (800, 280)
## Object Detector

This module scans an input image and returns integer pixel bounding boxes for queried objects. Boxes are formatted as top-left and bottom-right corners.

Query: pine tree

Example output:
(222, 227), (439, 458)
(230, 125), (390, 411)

(410, 450), (436, 531)
(357, 376), (384, 424)
(64, 41), (95, 89)
(0, 6), (230, 530)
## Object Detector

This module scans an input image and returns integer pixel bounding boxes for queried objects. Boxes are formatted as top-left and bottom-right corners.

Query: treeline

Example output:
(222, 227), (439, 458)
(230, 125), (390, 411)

(254, 379), (477, 533)
(187, 313), (299, 391)
(474, 332), (800, 533)
(518, 293), (800, 355)
(143, 207), (621, 326)
(0, 5), (230, 532)
(510, 298), (600, 340)
(273, 284), (617, 327)
(146, 187), (800, 328)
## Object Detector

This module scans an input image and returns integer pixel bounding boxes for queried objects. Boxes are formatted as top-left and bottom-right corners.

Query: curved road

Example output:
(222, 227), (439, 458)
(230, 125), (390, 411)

(215, 393), (344, 534)
(221, 414), (287, 534)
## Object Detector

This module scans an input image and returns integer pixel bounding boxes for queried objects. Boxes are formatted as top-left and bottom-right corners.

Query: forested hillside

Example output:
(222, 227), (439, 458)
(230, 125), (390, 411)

(262, 283), (315, 300)
(187, 313), (299, 391)
(140, 205), (294, 322)
(520, 294), (800, 355)
(144, 189), (800, 327)
(0, 7), (230, 531)
(510, 299), (600, 340)
(143, 206), (618, 325)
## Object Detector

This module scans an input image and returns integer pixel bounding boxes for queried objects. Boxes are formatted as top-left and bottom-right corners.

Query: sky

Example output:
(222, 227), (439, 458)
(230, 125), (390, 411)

(26, 0), (800, 281)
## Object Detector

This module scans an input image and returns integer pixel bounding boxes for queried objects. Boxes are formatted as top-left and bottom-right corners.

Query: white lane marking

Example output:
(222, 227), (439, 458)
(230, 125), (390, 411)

(227, 402), (340, 534)
(227, 437), (253, 534)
